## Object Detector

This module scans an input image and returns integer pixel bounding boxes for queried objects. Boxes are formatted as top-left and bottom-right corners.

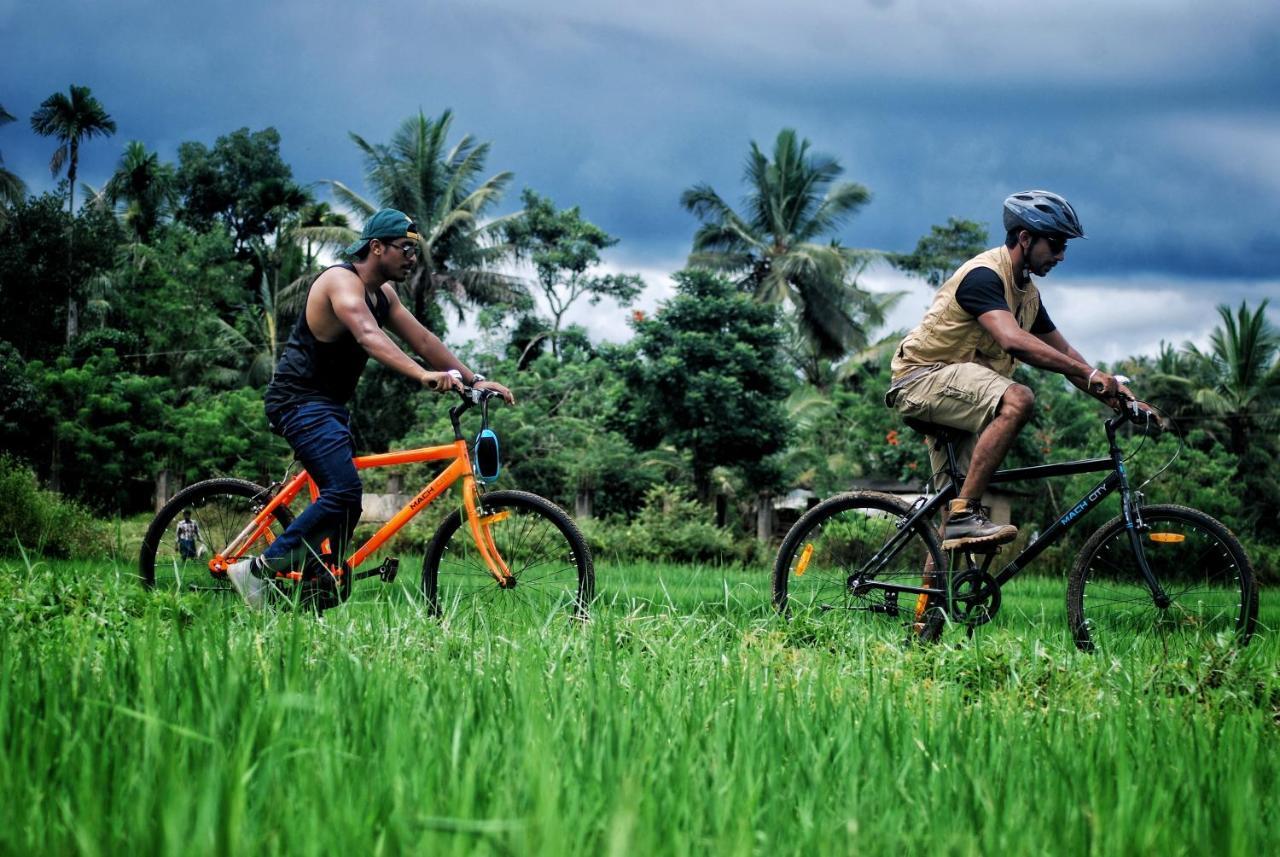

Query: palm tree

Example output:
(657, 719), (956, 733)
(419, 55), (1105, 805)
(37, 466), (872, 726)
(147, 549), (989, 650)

(30, 85), (117, 342)
(30, 85), (117, 216)
(0, 103), (27, 222)
(293, 200), (350, 271)
(103, 141), (177, 242)
(1182, 300), (1280, 454)
(681, 128), (883, 361)
(313, 109), (525, 331)
(203, 274), (282, 389)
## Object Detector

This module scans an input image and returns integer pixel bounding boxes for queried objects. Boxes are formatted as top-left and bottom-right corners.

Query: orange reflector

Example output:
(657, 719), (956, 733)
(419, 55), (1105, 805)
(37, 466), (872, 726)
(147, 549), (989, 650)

(1149, 532), (1185, 544)
(795, 543), (814, 576)
(479, 511), (511, 526)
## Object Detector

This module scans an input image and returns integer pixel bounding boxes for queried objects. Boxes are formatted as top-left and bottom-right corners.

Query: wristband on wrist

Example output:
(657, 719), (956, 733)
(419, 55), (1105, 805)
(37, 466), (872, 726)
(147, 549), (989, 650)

(469, 372), (487, 384)
(1087, 369), (1099, 388)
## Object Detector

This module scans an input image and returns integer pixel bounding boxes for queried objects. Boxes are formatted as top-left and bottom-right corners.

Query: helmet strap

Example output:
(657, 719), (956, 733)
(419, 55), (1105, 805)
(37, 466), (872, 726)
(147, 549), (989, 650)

(1015, 231), (1033, 284)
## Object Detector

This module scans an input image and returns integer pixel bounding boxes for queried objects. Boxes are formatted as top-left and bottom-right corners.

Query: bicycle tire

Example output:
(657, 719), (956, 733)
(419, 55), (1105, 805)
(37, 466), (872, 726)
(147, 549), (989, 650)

(773, 491), (947, 640)
(421, 490), (594, 620)
(1066, 504), (1258, 653)
(139, 478), (294, 592)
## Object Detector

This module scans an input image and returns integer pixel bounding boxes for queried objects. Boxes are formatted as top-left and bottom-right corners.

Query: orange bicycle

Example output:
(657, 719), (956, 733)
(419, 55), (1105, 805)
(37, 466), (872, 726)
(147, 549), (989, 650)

(139, 386), (594, 618)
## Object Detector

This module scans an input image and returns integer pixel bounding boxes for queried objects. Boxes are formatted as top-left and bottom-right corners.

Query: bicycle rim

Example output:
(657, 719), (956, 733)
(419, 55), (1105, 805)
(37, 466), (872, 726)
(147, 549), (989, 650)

(423, 490), (594, 621)
(141, 478), (293, 594)
(1069, 505), (1257, 652)
(774, 492), (945, 633)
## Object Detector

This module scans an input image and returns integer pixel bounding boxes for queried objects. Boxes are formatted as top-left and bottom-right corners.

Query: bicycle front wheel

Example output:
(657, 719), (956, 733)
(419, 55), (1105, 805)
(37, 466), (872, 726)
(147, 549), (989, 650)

(773, 491), (946, 637)
(139, 478), (294, 593)
(1067, 504), (1257, 653)
(422, 490), (594, 620)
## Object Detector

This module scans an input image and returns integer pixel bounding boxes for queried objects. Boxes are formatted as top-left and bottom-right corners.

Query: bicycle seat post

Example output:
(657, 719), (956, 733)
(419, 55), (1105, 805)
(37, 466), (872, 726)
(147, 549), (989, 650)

(942, 437), (964, 494)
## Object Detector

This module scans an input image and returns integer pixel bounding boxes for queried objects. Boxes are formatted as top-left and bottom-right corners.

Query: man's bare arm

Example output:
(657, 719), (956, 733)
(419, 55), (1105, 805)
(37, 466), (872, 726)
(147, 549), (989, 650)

(1037, 327), (1140, 407)
(328, 280), (459, 391)
(383, 286), (516, 402)
(1035, 328), (1094, 389)
(382, 286), (473, 378)
(978, 309), (1119, 398)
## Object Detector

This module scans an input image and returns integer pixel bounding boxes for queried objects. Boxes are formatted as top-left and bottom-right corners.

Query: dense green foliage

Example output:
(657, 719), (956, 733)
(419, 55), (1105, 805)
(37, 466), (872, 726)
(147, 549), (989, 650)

(0, 97), (1276, 574)
(890, 216), (990, 287)
(681, 128), (880, 364)
(503, 187), (644, 359)
(1, 558), (1276, 854)
(616, 268), (791, 502)
(0, 458), (106, 556)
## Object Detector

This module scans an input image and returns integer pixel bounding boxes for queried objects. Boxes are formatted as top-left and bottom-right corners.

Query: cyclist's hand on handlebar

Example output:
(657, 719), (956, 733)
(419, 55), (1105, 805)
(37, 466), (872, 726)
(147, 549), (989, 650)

(1123, 398), (1166, 436)
(474, 378), (516, 405)
(421, 370), (465, 394)
(1103, 379), (1138, 412)
(1085, 366), (1120, 400)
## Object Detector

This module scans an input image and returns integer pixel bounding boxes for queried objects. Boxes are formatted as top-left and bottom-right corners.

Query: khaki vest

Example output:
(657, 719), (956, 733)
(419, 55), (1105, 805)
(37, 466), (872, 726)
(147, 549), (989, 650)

(890, 245), (1041, 381)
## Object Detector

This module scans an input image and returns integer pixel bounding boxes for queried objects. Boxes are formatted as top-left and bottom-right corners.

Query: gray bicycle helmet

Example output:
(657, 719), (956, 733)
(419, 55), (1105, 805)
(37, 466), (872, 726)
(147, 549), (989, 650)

(1002, 190), (1086, 239)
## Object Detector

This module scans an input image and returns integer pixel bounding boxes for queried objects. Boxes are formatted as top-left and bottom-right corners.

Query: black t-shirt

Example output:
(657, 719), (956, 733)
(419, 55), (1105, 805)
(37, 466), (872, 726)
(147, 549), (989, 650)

(264, 263), (392, 415)
(954, 267), (1055, 334)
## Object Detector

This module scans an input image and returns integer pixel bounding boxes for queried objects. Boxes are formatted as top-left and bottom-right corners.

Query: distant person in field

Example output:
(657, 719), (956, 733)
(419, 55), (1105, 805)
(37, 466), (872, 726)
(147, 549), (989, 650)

(176, 510), (200, 559)
(885, 190), (1154, 550)
(226, 208), (515, 608)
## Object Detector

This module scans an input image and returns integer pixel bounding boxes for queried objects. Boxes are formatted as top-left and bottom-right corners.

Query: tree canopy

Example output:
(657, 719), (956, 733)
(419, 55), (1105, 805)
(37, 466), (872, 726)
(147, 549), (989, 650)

(681, 128), (884, 362)
(504, 188), (643, 357)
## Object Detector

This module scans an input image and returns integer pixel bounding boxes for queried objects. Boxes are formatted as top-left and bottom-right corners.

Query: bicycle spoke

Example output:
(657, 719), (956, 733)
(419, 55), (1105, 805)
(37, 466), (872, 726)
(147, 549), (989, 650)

(1069, 506), (1256, 652)
(424, 491), (593, 620)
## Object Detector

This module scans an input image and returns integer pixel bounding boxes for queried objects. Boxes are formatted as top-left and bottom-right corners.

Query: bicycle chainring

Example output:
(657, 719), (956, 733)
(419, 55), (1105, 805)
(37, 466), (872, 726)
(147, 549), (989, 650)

(948, 570), (1001, 628)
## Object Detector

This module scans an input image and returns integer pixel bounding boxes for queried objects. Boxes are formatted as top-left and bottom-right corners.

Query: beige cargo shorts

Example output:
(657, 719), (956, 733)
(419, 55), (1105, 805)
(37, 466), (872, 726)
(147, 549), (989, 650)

(885, 363), (1015, 484)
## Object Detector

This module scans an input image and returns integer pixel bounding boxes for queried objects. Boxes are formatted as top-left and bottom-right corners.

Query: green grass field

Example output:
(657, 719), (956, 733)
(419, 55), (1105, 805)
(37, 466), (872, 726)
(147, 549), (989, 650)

(1, 555), (1276, 855)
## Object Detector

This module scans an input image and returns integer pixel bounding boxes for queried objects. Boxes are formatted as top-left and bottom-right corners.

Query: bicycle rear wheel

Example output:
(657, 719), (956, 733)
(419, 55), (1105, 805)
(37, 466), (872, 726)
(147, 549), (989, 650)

(422, 490), (594, 620)
(139, 478), (294, 593)
(1067, 504), (1257, 653)
(773, 491), (946, 639)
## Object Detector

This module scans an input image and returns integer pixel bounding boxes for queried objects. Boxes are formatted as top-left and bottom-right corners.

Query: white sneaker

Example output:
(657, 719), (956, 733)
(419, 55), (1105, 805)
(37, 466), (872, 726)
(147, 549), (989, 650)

(226, 557), (269, 609)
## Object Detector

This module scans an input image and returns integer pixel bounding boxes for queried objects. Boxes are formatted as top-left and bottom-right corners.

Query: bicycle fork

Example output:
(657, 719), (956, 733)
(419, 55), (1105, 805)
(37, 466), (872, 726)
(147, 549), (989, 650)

(1120, 484), (1173, 609)
(462, 477), (517, 589)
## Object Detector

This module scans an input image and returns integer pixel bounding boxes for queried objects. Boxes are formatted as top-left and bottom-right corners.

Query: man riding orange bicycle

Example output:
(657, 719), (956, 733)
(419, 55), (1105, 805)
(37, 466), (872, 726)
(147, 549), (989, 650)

(227, 208), (514, 608)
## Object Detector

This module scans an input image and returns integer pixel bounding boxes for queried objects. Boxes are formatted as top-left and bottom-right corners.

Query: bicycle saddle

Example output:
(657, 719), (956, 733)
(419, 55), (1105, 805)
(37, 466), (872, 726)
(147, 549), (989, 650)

(902, 417), (971, 443)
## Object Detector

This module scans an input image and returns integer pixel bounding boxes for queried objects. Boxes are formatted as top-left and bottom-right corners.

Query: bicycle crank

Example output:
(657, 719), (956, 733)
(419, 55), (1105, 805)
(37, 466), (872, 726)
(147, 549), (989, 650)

(948, 570), (1002, 628)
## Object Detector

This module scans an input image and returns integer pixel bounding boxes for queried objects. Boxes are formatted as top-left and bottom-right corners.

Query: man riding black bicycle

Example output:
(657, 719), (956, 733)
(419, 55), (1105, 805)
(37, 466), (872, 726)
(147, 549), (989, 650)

(885, 190), (1153, 550)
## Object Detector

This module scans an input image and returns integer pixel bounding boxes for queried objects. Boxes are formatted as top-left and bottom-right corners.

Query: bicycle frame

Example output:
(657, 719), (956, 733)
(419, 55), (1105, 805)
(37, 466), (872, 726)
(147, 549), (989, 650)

(857, 415), (1172, 606)
(209, 395), (515, 588)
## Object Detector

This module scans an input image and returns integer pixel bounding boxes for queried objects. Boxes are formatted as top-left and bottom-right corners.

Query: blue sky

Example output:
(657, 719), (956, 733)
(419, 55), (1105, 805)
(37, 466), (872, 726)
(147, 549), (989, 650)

(3, 0), (1278, 360)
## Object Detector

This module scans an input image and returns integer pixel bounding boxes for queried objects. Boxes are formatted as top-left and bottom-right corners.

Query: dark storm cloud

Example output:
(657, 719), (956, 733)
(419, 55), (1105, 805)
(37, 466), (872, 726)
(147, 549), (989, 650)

(2, 0), (1278, 287)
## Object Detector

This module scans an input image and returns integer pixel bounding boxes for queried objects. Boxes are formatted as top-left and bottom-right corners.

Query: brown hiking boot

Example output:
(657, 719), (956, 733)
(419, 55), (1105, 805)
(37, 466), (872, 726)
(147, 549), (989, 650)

(941, 499), (1017, 551)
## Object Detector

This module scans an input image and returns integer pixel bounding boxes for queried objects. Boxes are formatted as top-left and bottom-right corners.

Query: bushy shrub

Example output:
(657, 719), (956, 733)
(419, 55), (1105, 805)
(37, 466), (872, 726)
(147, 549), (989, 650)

(0, 457), (108, 557)
(580, 487), (737, 564)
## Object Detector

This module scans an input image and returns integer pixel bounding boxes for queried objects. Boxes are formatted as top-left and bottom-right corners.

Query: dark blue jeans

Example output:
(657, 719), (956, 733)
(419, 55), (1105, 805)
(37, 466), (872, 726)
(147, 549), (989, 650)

(262, 401), (363, 573)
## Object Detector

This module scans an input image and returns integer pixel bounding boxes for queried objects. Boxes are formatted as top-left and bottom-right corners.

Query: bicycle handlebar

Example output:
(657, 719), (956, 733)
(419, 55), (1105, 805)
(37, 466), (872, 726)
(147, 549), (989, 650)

(1103, 376), (1166, 438)
(437, 369), (503, 405)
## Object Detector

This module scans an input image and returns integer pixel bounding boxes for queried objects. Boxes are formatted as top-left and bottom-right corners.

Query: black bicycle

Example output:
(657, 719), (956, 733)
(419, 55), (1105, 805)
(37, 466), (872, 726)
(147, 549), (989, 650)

(772, 395), (1258, 652)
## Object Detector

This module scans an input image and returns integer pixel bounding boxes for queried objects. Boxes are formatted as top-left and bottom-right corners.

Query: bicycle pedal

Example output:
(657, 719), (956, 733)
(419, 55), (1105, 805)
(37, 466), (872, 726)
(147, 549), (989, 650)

(378, 557), (400, 583)
(944, 543), (1003, 555)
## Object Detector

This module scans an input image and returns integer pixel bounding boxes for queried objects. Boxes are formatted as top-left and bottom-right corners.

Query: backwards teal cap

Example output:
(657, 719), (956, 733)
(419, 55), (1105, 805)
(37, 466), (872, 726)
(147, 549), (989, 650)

(343, 208), (421, 257)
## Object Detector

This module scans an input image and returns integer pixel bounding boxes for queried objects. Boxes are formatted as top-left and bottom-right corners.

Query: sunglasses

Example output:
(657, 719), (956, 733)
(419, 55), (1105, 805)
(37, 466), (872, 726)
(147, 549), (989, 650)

(381, 240), (418, 259)
(1040, 235), (1067, 254)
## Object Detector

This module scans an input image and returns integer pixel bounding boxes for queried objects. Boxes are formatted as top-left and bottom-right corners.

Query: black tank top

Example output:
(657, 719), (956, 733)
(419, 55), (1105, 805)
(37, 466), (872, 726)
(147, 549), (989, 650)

(265, 263), (392, 412)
